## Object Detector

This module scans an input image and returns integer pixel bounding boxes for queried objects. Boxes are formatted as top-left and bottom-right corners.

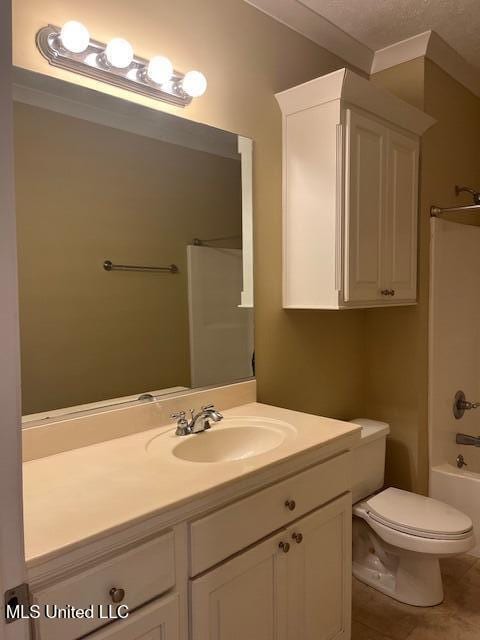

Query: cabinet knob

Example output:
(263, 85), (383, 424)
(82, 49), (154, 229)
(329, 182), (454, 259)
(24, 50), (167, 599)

(390, 289), (395, 296)
(284, 499), (296, 511)
(109, 587), (126, 603)
(278, 541), (290, 553)
(291, 532), (303, 544)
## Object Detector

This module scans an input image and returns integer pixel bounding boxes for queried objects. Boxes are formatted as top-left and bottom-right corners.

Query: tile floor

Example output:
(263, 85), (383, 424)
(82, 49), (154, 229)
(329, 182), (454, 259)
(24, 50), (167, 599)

(352, 555), (480, 639)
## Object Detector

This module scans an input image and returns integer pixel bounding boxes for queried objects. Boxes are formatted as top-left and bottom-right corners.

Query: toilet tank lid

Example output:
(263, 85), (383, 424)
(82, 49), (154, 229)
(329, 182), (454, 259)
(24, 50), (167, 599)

(349, 418), (390, 445)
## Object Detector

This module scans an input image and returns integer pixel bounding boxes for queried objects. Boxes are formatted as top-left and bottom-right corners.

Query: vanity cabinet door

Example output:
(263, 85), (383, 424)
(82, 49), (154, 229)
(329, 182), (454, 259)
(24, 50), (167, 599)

(286, 493), (352, 640)
(190, 530), (288, 640)
(86, 594), (179, 640)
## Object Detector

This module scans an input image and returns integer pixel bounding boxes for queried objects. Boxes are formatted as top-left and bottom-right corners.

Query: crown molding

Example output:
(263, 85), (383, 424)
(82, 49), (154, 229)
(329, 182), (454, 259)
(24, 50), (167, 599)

(276, 68), (435, 135)
(372, 30), (480, 98)
(243, 0), (373, 74)
(371, 31), (432, 74)
(426, 31), (480, 98)
(244, 1), (480, 100)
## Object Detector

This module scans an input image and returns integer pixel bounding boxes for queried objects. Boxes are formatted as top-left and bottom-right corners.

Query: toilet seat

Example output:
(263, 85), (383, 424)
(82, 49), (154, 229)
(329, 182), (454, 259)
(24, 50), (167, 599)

(354, 488), (475, 556)
(364, 488), (473, 540)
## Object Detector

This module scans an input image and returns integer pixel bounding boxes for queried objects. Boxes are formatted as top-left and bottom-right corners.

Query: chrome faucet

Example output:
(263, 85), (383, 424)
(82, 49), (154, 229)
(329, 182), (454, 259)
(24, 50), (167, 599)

(171, 404), (223, 436)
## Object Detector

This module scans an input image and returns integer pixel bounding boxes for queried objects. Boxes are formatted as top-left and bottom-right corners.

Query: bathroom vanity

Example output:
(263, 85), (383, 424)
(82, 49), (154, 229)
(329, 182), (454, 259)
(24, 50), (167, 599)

(12, 63), (367, 640)
(23, 399), (360, 640)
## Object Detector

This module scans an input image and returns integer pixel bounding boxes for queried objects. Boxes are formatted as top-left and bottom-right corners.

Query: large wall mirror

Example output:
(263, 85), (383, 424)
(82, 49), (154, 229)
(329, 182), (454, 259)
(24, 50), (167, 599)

(13, 68), (254, 420)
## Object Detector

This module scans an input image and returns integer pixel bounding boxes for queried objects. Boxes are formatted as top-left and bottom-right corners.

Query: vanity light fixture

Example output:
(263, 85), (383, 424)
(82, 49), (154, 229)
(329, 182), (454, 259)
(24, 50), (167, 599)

(36, 22), (207, 107)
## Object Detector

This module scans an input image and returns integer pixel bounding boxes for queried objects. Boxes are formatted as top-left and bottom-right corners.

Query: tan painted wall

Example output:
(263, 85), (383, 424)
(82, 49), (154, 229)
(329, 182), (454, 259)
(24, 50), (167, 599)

(14, 103), (241, 414)
(370, 58), (480, 493)
(13, 0), (368, 422)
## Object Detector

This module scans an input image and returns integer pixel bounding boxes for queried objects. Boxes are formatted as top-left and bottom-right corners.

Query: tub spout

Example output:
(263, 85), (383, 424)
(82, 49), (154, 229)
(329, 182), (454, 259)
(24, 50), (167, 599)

(456, 433), (480, 447)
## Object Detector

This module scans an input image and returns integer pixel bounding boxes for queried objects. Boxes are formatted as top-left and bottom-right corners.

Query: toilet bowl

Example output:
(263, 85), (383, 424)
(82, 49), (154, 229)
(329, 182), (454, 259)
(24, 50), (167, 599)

(350, 419), (475, 606)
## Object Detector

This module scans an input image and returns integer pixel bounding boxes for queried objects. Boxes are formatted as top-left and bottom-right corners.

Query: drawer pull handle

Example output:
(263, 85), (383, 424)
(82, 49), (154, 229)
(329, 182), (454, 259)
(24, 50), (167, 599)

(292, 532), (303, 544)
(278, 541), (290, 553)
(109, 587), (126, 603)
(284, 499), (296, 511)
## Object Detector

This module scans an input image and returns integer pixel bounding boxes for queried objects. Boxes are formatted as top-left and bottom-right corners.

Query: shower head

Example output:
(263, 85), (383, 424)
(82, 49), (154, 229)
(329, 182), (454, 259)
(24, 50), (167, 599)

(455, 185), (480, 205)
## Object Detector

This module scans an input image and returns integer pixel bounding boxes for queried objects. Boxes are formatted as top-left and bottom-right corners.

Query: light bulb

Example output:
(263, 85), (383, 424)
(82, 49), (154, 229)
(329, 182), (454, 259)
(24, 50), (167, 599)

(147, 56), (173, 85)
(182, 70), (207, 98)
(105, 38), (134, 68)
(60, 21), (90, 54)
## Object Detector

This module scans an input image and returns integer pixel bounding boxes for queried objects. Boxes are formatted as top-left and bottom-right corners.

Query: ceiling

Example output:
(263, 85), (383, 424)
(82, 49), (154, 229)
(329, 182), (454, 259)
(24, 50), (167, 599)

(299, 0), (480, 70)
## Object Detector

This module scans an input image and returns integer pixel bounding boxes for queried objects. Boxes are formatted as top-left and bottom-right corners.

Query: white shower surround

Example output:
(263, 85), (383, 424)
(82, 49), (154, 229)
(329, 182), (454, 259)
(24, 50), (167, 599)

(429, 217), (480, 556)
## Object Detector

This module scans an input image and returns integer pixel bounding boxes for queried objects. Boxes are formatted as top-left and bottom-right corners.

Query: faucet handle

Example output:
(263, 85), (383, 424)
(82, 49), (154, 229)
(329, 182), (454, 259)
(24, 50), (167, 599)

(171, 410), (186, 421)
(201, 404), (214, 411)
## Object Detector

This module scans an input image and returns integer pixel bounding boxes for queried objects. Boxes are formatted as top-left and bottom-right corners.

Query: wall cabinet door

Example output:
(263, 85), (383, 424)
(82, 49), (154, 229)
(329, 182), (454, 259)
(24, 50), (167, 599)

(286, 494), (352, 640)
(87, 595), (179, 640)
(384, 130), (419, 301)
(190, 530), (288, 640)
(344, 109), (386, 303)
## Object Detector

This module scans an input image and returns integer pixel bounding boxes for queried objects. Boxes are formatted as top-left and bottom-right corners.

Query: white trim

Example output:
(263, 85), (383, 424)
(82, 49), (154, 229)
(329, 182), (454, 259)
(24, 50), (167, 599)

(0, 1), (28, 638)
(426, 31), (480, 98)
(275, 68), (435, 136)
(244, 1), (480, 100)
(372, 30), (480, 99)
(243, 0), (373, 74)
(371, 31), (432, 74)
(238, 136), (254, 308)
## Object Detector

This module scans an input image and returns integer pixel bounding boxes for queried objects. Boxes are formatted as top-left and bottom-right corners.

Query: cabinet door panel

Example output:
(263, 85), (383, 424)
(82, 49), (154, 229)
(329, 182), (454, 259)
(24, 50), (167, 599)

(191, 531), (287, 640)
(345, 109), (386, 302)
(286, 494), (351, 640)
(385, 130), (419, 301)
(87, 595), (179, 640)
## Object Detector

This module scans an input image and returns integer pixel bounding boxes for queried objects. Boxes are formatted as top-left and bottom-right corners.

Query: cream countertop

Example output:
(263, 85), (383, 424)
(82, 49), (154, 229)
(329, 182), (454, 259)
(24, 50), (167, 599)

(23, 402), (360, 565)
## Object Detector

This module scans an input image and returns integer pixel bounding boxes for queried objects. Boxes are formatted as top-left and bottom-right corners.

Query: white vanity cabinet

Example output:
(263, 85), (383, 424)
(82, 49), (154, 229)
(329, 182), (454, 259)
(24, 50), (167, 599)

(191, 529), (288, 640)
(31, 531), (179, 640)
(28, 444), (354, 640)
(87, 595), (179, 640)
(276, 68), (434, 310)
(191, 494), (351, 640)
(189, 456), (352, 640)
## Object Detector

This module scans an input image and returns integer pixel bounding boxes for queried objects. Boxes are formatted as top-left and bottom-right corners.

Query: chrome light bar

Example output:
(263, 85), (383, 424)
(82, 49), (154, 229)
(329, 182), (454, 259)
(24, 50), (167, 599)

(36, 24), (196, 108)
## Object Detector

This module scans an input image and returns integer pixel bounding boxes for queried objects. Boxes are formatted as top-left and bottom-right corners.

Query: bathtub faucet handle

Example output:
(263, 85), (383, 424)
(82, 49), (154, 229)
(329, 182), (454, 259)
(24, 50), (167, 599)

(453, 390), (480, 419)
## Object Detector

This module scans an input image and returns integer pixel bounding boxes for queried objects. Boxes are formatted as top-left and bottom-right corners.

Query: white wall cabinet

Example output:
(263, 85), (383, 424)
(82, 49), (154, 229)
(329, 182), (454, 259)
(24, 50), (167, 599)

(276, 68), (434, 309)
(190, 494), (351, 640)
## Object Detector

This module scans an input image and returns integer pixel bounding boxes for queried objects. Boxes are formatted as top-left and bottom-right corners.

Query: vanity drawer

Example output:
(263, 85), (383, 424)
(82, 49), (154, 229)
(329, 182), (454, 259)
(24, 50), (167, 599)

(190, 451), (351, 575)
(32, 531), (175, 640)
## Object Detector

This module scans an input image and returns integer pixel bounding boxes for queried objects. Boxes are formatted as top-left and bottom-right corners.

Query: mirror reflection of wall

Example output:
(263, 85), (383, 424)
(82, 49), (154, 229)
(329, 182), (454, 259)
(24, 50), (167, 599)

(13, 71), (254, 417)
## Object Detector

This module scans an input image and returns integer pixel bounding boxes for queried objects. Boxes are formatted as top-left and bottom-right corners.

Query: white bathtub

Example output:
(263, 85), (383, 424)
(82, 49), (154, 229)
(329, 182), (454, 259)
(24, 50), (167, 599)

(430, 463), (480, 557)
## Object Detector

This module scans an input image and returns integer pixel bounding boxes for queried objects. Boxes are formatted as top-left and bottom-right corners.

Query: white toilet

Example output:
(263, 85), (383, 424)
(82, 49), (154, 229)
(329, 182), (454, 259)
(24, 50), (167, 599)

(350, 418), (475, 607)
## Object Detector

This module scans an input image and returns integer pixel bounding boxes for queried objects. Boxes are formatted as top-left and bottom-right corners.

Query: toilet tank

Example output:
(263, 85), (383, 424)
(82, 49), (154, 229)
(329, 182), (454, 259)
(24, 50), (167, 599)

(350, 418), (390, 504)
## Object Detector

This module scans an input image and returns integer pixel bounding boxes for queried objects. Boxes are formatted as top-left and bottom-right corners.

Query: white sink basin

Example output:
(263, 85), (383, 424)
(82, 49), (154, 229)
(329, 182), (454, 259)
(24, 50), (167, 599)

(147, 417), (296, 463)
